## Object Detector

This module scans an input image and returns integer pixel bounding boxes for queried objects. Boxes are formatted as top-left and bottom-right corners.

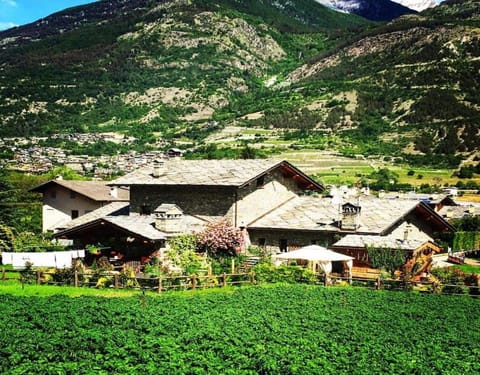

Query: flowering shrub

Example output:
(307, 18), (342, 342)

(197, 219), (244, 257)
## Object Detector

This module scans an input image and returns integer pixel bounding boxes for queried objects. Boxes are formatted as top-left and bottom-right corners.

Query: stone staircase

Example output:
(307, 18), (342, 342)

(239, 256), (261, 273)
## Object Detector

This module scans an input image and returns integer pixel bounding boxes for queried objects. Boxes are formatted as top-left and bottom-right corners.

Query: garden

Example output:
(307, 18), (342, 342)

(0, 284), (479, 374)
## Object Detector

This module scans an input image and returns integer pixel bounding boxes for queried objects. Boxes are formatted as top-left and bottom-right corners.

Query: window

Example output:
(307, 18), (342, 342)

(256, 175), (265, 188)
(70, 191), (76, 199)
(50, 190), (56, 199)
(279, 239), (288, 253)
(71, 210), (79, 219)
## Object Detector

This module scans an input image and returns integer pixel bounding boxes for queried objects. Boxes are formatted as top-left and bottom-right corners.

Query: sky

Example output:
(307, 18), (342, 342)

(0, 0), (446, 32)
(0, 0), (98, 31)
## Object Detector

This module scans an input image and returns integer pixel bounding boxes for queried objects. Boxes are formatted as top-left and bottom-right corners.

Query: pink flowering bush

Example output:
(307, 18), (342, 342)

(197, 219), (244, 257)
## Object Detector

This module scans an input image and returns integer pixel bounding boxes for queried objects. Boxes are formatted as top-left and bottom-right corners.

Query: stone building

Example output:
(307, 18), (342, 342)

(53, 159), (323, 259)
(51, 159), (454, 266)
(248, 194), (454, 267)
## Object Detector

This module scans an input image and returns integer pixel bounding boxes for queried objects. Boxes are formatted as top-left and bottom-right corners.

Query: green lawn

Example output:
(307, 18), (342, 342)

(455, 263), (480, 274)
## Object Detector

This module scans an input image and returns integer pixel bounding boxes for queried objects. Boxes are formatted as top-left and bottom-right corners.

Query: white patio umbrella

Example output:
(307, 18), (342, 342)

(275, 245), (354, 277)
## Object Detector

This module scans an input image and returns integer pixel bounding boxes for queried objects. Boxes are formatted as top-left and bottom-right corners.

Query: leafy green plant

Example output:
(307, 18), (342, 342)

(19, 262), (36, 285)
(1, 285), (480, 374)
(253, 263), (317, 284)
(166, 234), (205, 275)
(0, 223), (15, 254)
(367, 246), (406, 278)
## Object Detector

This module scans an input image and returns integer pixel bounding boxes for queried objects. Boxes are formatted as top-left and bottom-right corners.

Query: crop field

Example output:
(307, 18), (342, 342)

(1, 285), (479, 374)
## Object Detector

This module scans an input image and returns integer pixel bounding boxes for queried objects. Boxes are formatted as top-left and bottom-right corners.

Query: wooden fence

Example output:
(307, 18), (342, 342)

(1, 267), (479, 297)
(1, 268), (255, 293)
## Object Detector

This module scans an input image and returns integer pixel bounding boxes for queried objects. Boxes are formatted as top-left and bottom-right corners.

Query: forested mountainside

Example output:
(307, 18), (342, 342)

(0, 0), (367, 138)
(0, 0), (479, 167)
(286, 0), (480, 166)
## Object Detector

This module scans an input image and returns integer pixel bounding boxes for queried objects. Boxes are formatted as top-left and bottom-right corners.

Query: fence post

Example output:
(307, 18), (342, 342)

(376, 276), (381, 290)
(114, 274), (119, 289)
(158, 277), (162, 293)
(36, 270), (41, 285)
(324, 274), (328, 287)
(74, 270), (79, 287)
(222, 273), (227, 287)
(249, 272), (256, 285)
(191, 275), (197, 290)
(2, 267), (6, 281)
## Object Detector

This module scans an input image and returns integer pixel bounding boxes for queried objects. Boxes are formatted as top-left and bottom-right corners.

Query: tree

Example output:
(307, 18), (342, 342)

(13, 231), (64, 253)
(197, 220), (244, 257)
(368, 168), (399, 191)
(0, 223), (15, 254)
(367, 246), (406, 278)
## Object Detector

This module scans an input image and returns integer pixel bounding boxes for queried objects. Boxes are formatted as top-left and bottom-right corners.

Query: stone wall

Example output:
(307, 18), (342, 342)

(248, 228), (335, 254)
(386, 213), (434, 242)
(130, 169), (303, 225)
(130, 185), (236, 218)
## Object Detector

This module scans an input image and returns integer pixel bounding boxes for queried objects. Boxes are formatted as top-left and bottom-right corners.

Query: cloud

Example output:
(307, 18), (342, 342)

(0, 21), (17, 30)
(0, 0), (17, 6)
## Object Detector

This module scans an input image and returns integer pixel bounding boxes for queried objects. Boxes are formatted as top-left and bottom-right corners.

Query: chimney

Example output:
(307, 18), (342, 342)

(110, 186), (118, 198)
(152, 159), (165, 178)
(341, 202), (361, 231)
(153, 204), (184, 234)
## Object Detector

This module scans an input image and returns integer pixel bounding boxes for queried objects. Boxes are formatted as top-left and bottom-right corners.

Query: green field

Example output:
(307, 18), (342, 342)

(275, 150), (480, 188)
(1, 284), (479, 374)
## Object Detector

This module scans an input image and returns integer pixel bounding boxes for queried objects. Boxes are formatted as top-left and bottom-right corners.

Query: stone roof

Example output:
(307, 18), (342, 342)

(102, 216), (166, 241)
(437, 204), (479, 220)
(110, 159), (323, 190)
(31, 180), (130, 202)
(331, 234), (429, 251)
(248, 196), (422, 234)
(57, 201), (130, 230)
(55, 208), (209, 241)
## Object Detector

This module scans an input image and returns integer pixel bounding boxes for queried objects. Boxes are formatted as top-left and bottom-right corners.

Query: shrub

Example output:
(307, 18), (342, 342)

(52, 267), (75, 285)
(431, 267), (466, 295)
(253, 263), (317, 284)
(197, 219), (244, 257)
(19, 262), (36, 284)
(166, 234), (204, 275)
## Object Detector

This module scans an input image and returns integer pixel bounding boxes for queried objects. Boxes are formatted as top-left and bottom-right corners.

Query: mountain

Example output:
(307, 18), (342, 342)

(0, 0), (479, 168)
(314, 0), (416, 21)
(288, 0), (480, 166)
(0, 0), (368, 137)
(391, 0), (437, 12)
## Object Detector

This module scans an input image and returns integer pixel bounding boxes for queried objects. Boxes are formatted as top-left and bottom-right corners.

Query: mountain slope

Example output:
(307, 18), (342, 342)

(0, 0), (479, 168)
(0, 0), (368, 138)
(286, 0), (480, 165)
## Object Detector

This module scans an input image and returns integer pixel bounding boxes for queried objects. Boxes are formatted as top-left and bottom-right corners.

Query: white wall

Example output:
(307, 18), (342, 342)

(42, 185), (102, 231)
